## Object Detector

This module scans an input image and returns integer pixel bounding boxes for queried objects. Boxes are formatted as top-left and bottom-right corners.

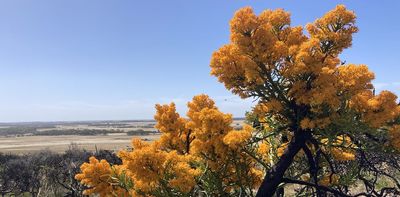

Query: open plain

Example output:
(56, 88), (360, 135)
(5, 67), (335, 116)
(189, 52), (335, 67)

(0, 119), (244, 154)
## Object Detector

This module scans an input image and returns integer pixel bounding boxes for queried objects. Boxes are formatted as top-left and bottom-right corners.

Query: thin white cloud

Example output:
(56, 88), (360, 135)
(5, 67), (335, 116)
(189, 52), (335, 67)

(373, 82), (400, 90)
(393, 82), (400, 86)
(0, 94), (255, 122)
(373, 82), (390, 90)
(372, 82), (400, 101)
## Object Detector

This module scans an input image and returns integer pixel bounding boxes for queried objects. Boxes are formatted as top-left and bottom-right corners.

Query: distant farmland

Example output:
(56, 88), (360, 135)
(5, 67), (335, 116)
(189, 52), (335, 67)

(0, 119), (244, 153)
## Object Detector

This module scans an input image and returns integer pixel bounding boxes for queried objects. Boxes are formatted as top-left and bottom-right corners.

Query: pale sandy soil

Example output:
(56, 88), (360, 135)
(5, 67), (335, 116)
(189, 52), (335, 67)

(0, 134), (160, 154)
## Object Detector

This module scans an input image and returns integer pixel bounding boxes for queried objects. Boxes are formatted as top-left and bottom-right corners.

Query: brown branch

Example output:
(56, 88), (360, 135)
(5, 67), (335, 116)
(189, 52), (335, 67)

(256, 130), (311, 197)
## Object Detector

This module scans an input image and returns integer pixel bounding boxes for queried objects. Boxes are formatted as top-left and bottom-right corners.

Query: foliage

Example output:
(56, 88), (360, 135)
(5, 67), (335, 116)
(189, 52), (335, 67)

(75, 5), (400, 197)
(126, 129), (158, 136)
(0, 147), (121, 197)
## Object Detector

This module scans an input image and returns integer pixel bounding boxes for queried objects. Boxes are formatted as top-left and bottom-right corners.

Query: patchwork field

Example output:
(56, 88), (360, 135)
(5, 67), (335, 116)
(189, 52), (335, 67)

(0, 119), (244, 154)
(0, 134), (160, 153)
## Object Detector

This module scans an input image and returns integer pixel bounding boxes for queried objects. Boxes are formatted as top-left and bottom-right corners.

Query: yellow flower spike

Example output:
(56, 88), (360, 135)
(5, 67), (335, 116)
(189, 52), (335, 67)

(223, 124), (253, 149)
(277, 142), (289, 157)
(75, 157), (129, 196)
(318, 174), (339, 186)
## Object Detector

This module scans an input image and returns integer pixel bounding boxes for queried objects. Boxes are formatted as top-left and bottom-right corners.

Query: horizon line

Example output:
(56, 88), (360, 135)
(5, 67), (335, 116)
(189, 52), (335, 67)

(0, 117), (246, 125)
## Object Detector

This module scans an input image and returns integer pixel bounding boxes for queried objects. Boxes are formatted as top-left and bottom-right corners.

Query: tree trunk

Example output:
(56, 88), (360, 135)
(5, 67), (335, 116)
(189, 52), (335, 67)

(256, 131), (311, 197)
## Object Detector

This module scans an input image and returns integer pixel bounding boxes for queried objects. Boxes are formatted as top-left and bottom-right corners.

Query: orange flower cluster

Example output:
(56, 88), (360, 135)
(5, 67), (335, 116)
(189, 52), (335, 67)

(350, 90), (400, 128)
(75, 157), (130, 196)
(154, 103), (188, 153)
(223, 124), (253, 149)
(118, 139), (200, 194)
(318, 174), (339, 186)
(257, 141), (271, 163)
(321, 135), (356, 162)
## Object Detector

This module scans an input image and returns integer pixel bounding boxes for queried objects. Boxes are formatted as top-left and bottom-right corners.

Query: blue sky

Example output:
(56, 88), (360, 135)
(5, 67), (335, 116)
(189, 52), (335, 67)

(0, 1), (399, 122)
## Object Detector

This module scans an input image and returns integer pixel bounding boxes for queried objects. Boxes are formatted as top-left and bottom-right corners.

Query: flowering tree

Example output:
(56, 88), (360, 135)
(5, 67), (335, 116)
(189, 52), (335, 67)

(75, 95), (263, 196)
(75, 5), (400, 196)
